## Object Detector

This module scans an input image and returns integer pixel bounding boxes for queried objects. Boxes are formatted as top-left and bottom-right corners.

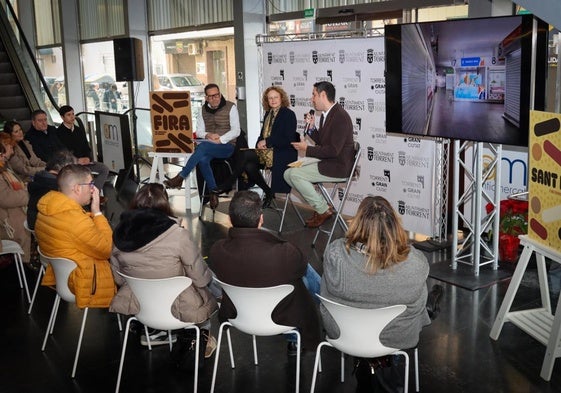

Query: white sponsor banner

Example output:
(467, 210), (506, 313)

(262, 37), (436, 236)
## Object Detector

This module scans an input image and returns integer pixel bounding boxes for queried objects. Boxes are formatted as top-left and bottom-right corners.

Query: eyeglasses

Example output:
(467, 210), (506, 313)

(206, 93), (221, 99)
(78, 181), (95, 188)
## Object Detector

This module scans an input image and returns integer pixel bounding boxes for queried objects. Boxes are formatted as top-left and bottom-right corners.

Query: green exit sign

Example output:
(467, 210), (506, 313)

(304, 8), (315, 18)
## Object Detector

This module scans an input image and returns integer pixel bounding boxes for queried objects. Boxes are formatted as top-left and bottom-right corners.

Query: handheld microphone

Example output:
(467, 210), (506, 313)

(303, 109), (315, 136)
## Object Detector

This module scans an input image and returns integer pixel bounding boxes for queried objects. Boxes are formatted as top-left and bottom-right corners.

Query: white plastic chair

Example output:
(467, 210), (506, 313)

(1, 239), (30, 303)
(210, 278), (301, 393)
(311, 142), (361, 247)
(115, 272), (200, 393)
(28, 246), (49, 314)
(40, 256), (86, 378)
(310, 295), (419, 393)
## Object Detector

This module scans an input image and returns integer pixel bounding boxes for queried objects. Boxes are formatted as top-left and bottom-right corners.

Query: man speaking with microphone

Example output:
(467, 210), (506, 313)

(284, 81), (354, 228)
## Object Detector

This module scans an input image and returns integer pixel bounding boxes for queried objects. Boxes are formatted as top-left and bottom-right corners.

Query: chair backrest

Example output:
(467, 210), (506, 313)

(319, 295), (406, 358)
(38, 248), (78, 303)
(118, 271), (193, 331)
(214, 277), (296, 336)
(23, 220), (35, 235)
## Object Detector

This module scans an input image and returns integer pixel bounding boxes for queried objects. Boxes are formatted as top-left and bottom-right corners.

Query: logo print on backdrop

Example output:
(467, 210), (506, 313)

(398, 200), (405, 215)
(289, 51), (295, 64)
(367, 98), (375, 113)
(367, 146), (374, 161)
(267, 52), (273, 64)
(303, 70), (308, 81)
(398, 151), (406, 166)
(384, 170), (391, 182)
(367, 49), (374, 64)
(326, 70), (333, 81)
(355, 118), (362, 131)
(103, 124), (119, 141)
(355, 70), (361, 82)
(339, 97), (346, 109)
(339, 50), (345, 64)
(290, 95), (296, 107)
(417, 175), (425, 188)
(338, 187), (344, 201)
(312, 50), (318, 64)
(280, 70), (285, 80)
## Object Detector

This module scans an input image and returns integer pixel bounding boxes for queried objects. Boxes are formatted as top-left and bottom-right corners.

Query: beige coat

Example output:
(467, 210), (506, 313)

(0, 172), (30, 261)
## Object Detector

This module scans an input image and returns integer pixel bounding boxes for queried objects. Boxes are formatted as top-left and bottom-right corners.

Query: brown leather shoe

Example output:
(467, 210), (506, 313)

(164, 174), (184, 189)
(305, 211), (318, 225)
(209, 191), (219, 210)
(306, 209), (334, 228)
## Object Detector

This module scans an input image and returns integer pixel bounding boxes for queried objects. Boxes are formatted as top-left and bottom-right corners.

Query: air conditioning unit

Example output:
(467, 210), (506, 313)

(187, 43), (201, 55)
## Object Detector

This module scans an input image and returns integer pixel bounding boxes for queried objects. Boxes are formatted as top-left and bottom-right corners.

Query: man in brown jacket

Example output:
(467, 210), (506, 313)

(209, 190), (321, 352)
(285, 81), (355, 228)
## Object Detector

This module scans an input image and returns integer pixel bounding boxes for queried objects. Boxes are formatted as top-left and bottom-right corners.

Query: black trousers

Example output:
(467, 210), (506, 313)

(219, 149), (271, 196)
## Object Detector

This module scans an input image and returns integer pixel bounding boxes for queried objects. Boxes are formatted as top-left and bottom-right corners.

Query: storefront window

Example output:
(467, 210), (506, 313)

(36, 46), (66, 109)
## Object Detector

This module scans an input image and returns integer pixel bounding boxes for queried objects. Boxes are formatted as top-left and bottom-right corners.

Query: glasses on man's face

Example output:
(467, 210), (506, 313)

(78, 181), (95, 188)
(206, 93), (221, 99)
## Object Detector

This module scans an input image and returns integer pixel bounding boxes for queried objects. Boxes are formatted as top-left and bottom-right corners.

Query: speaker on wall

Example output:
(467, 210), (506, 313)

(113, 37), (145, 82)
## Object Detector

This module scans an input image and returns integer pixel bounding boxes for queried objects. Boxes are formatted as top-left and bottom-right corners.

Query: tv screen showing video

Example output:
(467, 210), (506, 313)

(385, 14), (548, 147)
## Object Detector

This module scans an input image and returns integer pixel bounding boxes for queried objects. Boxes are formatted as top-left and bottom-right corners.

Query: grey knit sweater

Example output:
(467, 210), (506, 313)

(320, 238), (431, 349)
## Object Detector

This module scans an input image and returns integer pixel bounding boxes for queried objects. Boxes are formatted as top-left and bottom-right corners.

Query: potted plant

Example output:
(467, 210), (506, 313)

(486, 199), (528, 263)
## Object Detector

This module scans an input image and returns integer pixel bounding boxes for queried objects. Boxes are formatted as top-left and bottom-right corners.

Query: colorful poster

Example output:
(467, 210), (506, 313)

(528, 110), (561, 250)
(150, 91), (194, 153)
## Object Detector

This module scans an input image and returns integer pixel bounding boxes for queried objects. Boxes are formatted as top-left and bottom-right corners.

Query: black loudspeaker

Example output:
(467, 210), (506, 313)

(113, 38), (145, 82)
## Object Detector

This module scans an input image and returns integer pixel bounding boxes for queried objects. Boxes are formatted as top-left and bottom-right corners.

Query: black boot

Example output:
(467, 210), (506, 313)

(426, 284), (443, 320)
(164, 174), (184, 189)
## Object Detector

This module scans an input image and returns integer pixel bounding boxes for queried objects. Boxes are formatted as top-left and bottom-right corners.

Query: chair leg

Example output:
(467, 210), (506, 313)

(115, 317), (136, 393)
(116, 314), (123, 331)
(199, 181), (206, 219)
(14, 253), (31, 303)
(71, 307), (88, 378)
(395, 350), (410, 393)
(42, 294), (60, 351)
(252, 335), (258, 365)
(144, 325), (152, 350)
(310, 342), (331, 393)
(211, 322), (232, 393)
(226, 327), (234, 368)
(340, 352), (345, 382)
(278, 194), (290, 233)
(27, 264), (45, 314)
(186, 325), (200, 393)
(50, 296), (61, 334)
(414, 347), (419, 392)
(295, 331), (301, 393)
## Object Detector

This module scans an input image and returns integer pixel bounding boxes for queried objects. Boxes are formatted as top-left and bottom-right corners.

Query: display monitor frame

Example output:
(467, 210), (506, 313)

(384, 14), (548, 147)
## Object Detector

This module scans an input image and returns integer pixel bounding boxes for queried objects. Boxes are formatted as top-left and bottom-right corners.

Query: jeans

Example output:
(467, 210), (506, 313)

(179, 142), (234, 191)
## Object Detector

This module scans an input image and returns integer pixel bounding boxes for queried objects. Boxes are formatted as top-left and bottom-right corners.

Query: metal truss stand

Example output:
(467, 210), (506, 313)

(452, 140), (501, 275)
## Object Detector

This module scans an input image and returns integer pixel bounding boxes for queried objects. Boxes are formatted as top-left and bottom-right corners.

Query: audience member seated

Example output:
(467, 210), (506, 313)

(56, 105), (110, 197)
(216, 86), (298, 209)
(210, 190), (321, 354)
(320, 196), (431, 350)
(35, 164), (115, 308)
(3, 120), (45, 181)
(25, 109), (65, 163)
(27, 149), (76, 230)
(0, 141), (30, 264)
(109, 183), (218, 355)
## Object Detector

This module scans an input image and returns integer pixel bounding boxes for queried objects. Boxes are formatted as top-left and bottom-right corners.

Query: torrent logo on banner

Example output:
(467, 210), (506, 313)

(339, 97), (346, 109)
(398, 151), (406, 166)
(367, 49), (374, 63)
(312, 50), (318, 64)
(356, 118), (362, 131)
(398, 200), (406, 215)
(384, 170), (391, 183)
(290, 94), (296, 107)
(289, 51), (295, 64)
(339, 49), (345, 64)
(367, 98), (375, 113)
(267, 52), (273, 64)
(355, 70), (361, 82)
(417, 175), (425, 188)
(327, 70), (333, 81)
(367, 146), (374, 161)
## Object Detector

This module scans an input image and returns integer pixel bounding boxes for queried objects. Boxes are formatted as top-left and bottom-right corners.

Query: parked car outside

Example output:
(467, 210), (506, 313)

(156, 74), (205, 100)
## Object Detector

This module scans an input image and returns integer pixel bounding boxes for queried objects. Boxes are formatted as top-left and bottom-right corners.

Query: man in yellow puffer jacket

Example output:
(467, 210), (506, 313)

(35, 164), (115, 308)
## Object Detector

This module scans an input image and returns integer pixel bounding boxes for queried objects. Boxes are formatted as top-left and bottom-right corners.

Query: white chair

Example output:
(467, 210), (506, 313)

(310, 295), (419, 393)
(40, 256), (87, 378)
(210, 278), (301, 393)
(311, 142), (361, 247)
(28, 246), (49, 315)
(1, 239), (30, 303)
(115, 272), (200, 393)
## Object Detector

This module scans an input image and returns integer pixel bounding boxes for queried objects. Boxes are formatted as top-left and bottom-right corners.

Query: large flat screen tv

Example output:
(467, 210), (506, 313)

(385, 14), (548, 147)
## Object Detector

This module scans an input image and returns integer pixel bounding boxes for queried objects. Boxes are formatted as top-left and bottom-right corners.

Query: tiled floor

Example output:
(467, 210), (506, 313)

(2, 182), (561, 393)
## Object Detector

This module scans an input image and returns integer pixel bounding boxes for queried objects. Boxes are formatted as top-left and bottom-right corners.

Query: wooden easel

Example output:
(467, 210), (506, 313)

(490, 235), (561, 380)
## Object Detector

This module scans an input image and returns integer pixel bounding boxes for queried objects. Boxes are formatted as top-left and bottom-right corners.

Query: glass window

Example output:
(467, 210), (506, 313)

(78, 0), (125, 41)
(147, 0), (233, 31)
(34, 0), (61, 46)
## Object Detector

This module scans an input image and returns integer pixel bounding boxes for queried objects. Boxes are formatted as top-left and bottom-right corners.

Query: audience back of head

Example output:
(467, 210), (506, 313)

(228, 190), (262, 228)
(57, 164), (91, 194)
(130, 183), (173, 216)
(46, 149), (76, 172)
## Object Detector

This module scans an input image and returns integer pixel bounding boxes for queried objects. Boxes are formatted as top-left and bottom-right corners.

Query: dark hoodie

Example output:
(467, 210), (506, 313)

(27, 170), (57, 229)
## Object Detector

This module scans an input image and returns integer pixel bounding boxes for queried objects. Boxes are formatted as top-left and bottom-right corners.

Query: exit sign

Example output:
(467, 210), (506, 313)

(304, 8), (315, 18)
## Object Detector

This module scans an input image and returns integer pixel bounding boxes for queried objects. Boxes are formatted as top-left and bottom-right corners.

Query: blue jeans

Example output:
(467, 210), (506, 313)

(287, 264), (321, 343)
(179, 142), (234, 191)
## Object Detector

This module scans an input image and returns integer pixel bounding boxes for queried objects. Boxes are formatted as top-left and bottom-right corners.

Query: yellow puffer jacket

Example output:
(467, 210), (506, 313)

(35, 191), (116, 308)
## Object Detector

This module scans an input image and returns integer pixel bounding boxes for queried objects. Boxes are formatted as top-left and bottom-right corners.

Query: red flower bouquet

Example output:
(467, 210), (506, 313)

(486, 199), (528, 263)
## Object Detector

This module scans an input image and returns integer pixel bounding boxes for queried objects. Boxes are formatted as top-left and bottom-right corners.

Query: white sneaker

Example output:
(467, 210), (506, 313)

(140, 330), (177, 346)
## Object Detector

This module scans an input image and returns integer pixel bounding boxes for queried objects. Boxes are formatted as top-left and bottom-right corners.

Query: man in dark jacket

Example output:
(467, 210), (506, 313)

(209, 190), (321, 352)
(25, 109), (65, 162)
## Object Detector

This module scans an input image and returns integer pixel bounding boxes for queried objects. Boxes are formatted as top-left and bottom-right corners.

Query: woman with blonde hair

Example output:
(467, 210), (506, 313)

(215, 85), (298, 208)
(320, 195), (431, 350)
